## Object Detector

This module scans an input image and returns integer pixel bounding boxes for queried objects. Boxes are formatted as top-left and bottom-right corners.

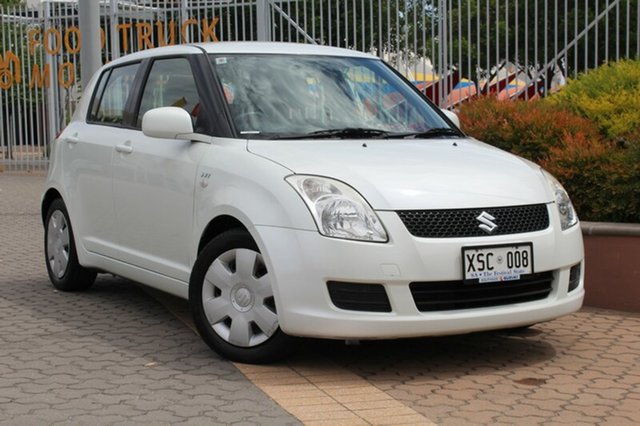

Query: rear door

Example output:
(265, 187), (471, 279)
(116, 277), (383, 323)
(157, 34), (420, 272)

(64, 62), (140, 258)
(111, 55), (209, 282)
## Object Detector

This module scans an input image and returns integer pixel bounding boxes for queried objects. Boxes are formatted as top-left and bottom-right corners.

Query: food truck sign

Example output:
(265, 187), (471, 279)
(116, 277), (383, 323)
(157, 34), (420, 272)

(0, 17), (219, 90)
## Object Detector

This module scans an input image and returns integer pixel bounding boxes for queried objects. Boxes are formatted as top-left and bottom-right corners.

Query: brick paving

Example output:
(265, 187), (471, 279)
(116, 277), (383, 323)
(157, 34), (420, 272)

(235, 363), (436, 425)
(228, 311), (640, 425)
(1, 172), (640, 425)
(0, 174), (298, 425)
(307, 311), (640, 425)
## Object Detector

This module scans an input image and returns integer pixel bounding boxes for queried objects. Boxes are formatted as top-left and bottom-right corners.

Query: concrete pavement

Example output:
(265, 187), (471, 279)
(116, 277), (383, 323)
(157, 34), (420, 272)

(1, 172), (639, 425)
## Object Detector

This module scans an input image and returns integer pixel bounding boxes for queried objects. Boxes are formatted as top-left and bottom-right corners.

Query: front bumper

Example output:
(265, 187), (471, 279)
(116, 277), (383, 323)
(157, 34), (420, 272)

(252, 208), (585, 340)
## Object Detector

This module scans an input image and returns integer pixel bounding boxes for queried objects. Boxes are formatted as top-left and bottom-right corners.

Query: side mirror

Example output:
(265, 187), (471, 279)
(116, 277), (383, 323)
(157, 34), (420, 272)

(441, 108), (461, 129)
(142, 107), (194, 139)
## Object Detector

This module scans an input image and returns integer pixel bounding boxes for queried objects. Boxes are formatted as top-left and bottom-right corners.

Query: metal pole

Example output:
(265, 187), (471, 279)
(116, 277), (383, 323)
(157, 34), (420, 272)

(78, 0), (102, 91)
(44, 2), (57, 145)
(256, 0), (272, 41)
(109, 0), (119, 61)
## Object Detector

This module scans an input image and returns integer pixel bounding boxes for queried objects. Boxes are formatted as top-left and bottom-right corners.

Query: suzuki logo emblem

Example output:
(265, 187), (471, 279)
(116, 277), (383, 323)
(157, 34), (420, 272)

(476, 211), (498, 233)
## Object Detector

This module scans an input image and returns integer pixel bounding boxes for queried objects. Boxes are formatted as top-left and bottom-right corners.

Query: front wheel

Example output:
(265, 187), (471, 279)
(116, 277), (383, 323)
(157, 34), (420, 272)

(189, 229), (292, 363)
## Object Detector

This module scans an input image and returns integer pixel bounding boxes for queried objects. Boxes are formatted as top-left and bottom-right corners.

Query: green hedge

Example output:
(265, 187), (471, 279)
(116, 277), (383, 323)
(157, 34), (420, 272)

(548, 59), (640, 142)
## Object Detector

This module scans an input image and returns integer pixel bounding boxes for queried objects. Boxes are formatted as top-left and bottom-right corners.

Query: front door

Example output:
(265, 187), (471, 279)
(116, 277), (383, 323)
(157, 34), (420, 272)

(111, 57), (207, 282)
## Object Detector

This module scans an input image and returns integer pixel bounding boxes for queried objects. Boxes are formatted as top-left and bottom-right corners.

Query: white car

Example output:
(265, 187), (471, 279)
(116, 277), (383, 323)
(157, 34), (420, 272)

(42, 42), (584, 363)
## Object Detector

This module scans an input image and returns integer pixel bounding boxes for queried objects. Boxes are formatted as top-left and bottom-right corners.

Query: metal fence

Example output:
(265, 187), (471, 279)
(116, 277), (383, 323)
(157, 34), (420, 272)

(1, 0), (638, 171)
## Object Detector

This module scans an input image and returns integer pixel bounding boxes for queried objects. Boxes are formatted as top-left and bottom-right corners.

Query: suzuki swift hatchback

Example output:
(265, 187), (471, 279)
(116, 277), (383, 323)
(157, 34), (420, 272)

(42, 42), (584, 363)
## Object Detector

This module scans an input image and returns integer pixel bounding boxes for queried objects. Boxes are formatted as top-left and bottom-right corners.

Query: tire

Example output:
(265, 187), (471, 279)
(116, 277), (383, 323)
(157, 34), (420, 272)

(189, 229), (292, 363)
(44, 198), (97, 291)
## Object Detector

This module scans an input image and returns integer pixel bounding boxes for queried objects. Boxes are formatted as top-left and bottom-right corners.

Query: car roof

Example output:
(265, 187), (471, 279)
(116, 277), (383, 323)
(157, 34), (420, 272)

(105, 42), (377, 68)
(196, 41), (375, 58)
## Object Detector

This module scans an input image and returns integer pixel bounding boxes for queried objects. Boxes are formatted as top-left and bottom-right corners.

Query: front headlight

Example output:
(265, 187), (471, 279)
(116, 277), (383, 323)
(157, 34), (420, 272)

(542, 170), (578, 230)
(286, 175), (388, 242)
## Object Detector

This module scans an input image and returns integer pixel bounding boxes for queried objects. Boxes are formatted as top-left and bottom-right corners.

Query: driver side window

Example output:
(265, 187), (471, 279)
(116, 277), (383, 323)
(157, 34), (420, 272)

(136, 58), (201, 129)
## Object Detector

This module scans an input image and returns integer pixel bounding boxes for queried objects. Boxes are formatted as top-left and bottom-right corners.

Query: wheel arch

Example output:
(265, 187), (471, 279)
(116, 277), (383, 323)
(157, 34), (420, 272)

(197, 214), (248, 255)
(41, 188), (63, 225)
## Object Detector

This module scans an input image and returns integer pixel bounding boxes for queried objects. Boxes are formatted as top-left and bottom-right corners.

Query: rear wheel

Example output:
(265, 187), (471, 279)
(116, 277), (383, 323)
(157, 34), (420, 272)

(44, 199), (96, 291)
(189, 229), (292, 363)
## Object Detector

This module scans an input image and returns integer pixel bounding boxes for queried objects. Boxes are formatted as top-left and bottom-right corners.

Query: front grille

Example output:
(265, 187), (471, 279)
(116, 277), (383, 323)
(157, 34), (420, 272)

(410, 271), (554, 312)
(327, 281), (391, 312)
(397, 204), (549, 238)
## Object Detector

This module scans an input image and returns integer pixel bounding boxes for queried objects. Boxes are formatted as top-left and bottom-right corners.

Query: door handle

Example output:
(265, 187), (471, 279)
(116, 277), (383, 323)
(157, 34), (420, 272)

(65, 135), (80, 145)
(115, 143), (133, 154)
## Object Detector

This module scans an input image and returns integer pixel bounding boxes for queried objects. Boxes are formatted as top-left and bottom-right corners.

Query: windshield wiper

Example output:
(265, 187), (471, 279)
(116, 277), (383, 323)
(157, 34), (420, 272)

(259, 127), (462, 140)
(395, 127), (462, 139)
(272, 127), (392, 140)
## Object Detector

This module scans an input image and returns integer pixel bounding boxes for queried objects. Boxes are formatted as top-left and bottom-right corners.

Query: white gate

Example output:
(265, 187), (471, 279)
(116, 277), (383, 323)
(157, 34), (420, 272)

(1, 0), (638, 171)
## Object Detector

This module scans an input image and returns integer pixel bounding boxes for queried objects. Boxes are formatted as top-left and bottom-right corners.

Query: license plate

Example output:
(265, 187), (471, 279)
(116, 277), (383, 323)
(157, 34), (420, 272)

(462, 243), (533, 283)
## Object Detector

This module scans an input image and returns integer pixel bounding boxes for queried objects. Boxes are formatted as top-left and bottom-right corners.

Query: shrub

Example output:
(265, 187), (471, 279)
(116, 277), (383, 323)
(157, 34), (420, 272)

(540, 133), (639, 223)
(544, 60), (640, 222)
(458, 96), (639, 223)
(458, 97), (600, 162)
(547, 59), (640, 143)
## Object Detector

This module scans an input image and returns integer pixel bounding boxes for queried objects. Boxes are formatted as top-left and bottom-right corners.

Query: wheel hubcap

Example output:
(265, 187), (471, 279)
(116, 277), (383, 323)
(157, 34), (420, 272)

(202, 248), (278, 348)
(46, 210), (70, 279)
(231, 285), (254, 312)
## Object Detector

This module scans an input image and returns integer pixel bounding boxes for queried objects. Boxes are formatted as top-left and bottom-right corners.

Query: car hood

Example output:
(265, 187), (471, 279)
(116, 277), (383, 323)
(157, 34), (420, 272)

(247, 138), (553, 210)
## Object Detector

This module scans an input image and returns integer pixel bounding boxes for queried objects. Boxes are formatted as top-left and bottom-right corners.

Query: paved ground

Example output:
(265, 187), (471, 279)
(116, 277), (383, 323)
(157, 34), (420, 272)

(1, 173), (639, 425)
(0, 173), (298, 425)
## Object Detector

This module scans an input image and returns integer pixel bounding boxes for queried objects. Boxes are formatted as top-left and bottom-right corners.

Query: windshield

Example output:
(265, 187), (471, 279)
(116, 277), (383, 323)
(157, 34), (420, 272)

(210, 54), (454, 139)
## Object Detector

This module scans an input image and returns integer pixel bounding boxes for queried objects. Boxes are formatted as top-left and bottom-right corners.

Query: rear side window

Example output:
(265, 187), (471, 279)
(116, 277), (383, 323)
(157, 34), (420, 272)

(89, 63), (139, 125)
(136, 58), (201, 128)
